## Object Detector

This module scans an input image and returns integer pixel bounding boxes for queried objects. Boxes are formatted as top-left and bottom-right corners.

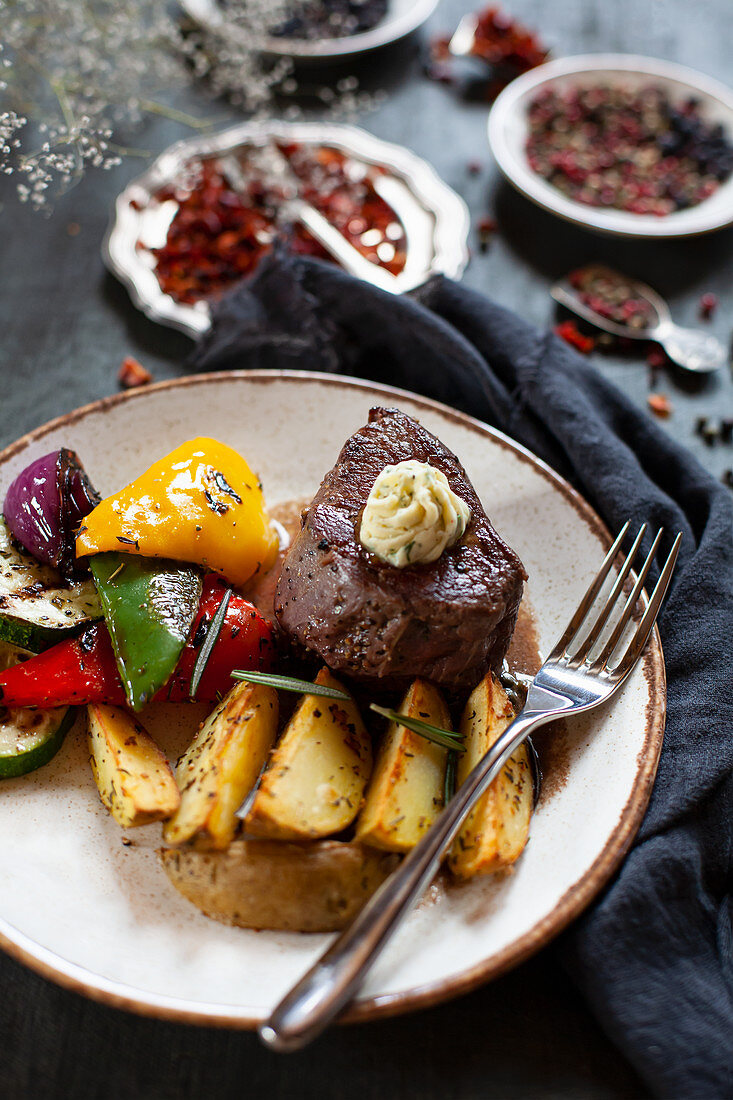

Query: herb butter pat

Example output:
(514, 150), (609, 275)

(360, 460), (471, 567)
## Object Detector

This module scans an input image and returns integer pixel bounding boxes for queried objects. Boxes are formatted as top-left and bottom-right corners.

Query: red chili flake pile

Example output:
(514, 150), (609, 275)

(698, 292), (718, 320)
(647, 393), (672, 418)
(429, 6), (548, 99)
(554, 320), (595, 354)
(118, 356), (153, 389)
(568, 265), (658, 331)
(149, 145), (407, 305)
(470, 6), (548, 72)
(527, 85), (733, 215)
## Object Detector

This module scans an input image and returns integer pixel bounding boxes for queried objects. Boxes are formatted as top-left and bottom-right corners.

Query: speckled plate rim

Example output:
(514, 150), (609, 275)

(0, 370), (665, 1028)
(488, 53), (733, 239)
(180, 0), (440, 60)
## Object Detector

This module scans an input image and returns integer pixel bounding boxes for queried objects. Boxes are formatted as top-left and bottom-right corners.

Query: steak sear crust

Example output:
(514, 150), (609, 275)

(274, 407), (527, 691)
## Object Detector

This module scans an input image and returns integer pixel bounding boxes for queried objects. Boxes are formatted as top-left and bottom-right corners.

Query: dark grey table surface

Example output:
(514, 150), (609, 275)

(1, 1), (731, 1097)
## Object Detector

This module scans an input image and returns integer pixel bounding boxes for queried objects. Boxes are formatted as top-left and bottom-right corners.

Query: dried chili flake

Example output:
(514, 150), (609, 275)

(118, 356), (153, 389)
(647, 393), (672, 418)
(477, 215), (497, 252)
(429, 7), (547, 101)
(149, 146), (407, 305)
(554, 320), (595, 354)
(470, 6), (548, 73)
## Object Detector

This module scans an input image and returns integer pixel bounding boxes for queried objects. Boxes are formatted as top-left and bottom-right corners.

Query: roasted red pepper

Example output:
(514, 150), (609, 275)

(0, 576), (275, 708)
(0, 623), (126, 708)
(162, 574), (276, 702)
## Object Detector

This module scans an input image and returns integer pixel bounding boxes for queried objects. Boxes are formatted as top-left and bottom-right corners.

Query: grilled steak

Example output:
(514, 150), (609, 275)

(275, 407), (527, 691)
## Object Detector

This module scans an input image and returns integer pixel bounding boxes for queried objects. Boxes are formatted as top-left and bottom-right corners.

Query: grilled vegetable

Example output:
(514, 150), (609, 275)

(448, 674), (532, 879)
(0, 623), (125, 708)
(0, 578), (274, 708)
(87, 703), (180, 827)
(245, 668), (372, 841)
(163, 680), (278, 850)
(159, 839), (399, 932)
(76, 438), (279, 587)
(0, 705), (74, 779)
(162, 574), (276, 702)
(90, 553), (202, 711)
(4, 448), (99, 578)
(356, 679), (450, 852)
(0, 639), (75, 778)
(0, 518), (101, 651)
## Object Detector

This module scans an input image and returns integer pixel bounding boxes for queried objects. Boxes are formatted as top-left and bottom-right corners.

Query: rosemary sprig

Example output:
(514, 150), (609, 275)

(230, 670), (351, 701)
(369, 705), (465, 753)
(444, 750), (459, 805)
(189, 589), (231, 699)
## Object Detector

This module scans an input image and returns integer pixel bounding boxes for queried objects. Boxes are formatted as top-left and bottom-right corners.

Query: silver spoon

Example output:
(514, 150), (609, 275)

(447, 13), (479, 57)
(551, 265), (726, 373)
(219, 149), (400, 294)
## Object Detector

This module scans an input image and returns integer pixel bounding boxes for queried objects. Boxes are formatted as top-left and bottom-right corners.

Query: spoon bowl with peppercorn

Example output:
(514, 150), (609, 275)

(551, 264), (726, 373)
(489, 55), (733, 239)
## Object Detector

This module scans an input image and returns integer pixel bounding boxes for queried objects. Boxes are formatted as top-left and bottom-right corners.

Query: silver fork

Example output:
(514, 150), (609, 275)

(259, 523), (682, 1052)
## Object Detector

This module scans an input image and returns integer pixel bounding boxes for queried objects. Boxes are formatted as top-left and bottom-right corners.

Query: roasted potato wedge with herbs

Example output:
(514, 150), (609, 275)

(159, 839), (399, 932)
(448, 673), (532, 879)
(245, 668), (372, 841)
(356, 679), (450, 853)
(87, 703), (180, 828)
(163, 680), (278, 850)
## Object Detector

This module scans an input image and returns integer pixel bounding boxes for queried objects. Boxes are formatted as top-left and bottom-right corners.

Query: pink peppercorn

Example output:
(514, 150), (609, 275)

(699, 293), (718, 320)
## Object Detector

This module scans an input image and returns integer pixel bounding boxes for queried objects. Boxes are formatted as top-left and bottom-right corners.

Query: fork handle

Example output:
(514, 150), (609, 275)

(259, 708), (546, 1052)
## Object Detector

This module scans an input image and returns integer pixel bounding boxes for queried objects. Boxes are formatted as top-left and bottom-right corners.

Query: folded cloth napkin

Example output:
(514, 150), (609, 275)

(191, 250), (733, 1100)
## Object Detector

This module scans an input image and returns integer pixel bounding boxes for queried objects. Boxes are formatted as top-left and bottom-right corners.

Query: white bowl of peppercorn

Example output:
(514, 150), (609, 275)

(488, 54), (733, 237)
(182, 0), (440, 62)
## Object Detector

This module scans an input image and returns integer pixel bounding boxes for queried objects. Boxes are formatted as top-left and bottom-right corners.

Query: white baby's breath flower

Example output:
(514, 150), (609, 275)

(0, 0), (380, 212)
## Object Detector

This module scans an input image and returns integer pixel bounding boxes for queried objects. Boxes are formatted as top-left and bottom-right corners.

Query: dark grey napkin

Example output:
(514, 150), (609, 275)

(192, 249), (733, 1100)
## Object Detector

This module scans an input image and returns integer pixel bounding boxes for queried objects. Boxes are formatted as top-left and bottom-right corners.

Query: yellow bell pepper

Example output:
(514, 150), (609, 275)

(76, 438), (279, 588)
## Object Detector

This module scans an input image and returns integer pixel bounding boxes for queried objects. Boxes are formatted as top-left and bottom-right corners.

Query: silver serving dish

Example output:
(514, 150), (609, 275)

(104, 120), (470, 338)
(180, 0), (440, 62)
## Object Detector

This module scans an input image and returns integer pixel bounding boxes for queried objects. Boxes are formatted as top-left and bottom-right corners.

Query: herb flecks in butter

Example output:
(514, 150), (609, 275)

(360, 460), (470, 568)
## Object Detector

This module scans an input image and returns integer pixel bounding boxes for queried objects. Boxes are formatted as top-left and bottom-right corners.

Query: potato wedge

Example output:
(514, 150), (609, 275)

(356, 679), (450, 852)
(159, 839), (399, 932)
(448, 673), (532, 879)
(87, 703), (180, 828)
(245, 668), (372, 840)
(163, 680), (278, 850)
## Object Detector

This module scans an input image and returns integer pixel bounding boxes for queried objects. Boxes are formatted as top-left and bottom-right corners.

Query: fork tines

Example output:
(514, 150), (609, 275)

(550, 523), (682, 680)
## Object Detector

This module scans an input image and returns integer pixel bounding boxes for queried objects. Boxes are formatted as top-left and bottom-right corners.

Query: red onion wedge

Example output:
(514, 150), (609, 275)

(4, 448), (100, 579)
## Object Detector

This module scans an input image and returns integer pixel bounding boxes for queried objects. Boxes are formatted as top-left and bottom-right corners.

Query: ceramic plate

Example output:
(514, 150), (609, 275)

(0, 372), (664, 1025)
(181, 0), (440, 62)
(488, 54), (733, 238)
(104, 120), (470, 338)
